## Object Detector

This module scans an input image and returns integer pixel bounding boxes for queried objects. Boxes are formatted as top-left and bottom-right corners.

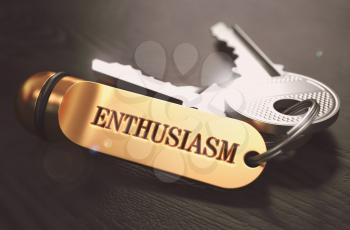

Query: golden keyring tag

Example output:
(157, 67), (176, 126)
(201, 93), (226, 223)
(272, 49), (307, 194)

(17, 72), (266, 188)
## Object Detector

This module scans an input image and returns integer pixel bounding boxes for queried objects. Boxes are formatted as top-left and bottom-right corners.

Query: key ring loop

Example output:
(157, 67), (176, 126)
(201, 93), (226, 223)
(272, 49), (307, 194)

(246, 99), (320, 166)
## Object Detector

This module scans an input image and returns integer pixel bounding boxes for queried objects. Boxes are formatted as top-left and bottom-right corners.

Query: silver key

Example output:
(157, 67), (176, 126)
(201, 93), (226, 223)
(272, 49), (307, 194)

(209, 22), (340, 135)
(92, 59), (201, 106)
(92, 23), (339, 135)
(92, 60), (240, 115)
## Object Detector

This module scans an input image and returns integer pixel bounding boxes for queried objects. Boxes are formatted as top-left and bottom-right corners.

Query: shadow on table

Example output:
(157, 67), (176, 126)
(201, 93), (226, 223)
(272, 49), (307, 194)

(132, 131), (339, 208)
(54, 130), (339, 209)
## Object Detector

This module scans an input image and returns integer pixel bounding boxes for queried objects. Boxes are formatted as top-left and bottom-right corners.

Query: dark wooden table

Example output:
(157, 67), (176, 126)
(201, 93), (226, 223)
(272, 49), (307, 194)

(1, 0), (349, 229)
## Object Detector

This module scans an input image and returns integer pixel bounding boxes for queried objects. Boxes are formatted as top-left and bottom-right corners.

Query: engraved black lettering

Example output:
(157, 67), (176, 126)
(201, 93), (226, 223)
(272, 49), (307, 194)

(203, 136), (220, 157)
(216, 141), (239, 163)
(134, 118), (153, 139)
(151, 122), (169, 143)
(90, 106), (110, 128)
(105, 111), (125, 132)
(178, 129), (191, 150)
(165, 127), (182, 147)
(89, 105), (242, 165)
(186, 133), (202, 154)
(123, 114), (139, 134)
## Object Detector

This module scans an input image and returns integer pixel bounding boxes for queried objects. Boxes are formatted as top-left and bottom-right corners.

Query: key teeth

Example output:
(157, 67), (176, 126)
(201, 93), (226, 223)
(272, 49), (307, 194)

(125, 65), (142, 75)
(211, 22), (285, 77)
(114, 62), (167, 85)
(231, 67), (241, 77)
(123, 64), (168, 85)
(109, 61), (167, 84)
(92, 59), (201, 103)
(211, 22), (238, 50)
(211, 22), (245, 76)
(113, 63), (143, 76)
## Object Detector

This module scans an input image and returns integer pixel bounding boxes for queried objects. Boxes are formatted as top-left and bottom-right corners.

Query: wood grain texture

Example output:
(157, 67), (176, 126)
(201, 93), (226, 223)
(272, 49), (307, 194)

(1, 0), (349, 229)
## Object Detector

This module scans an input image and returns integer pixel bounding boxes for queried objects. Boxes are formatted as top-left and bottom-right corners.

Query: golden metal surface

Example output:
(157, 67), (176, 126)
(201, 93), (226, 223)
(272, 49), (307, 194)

(16, 72), (81, 139)
(16, 71), (55, 133)
(44, 76), (82, 139)
(59, 81), (266, 188)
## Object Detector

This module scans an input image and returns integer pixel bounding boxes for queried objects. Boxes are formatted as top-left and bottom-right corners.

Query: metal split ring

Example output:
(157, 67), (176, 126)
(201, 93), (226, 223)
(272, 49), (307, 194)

(246, 99), (320, 166)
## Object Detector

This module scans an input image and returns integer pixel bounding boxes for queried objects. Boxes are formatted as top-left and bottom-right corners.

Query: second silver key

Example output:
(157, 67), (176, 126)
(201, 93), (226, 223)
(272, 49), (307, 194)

(210, 22), (340, 135)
